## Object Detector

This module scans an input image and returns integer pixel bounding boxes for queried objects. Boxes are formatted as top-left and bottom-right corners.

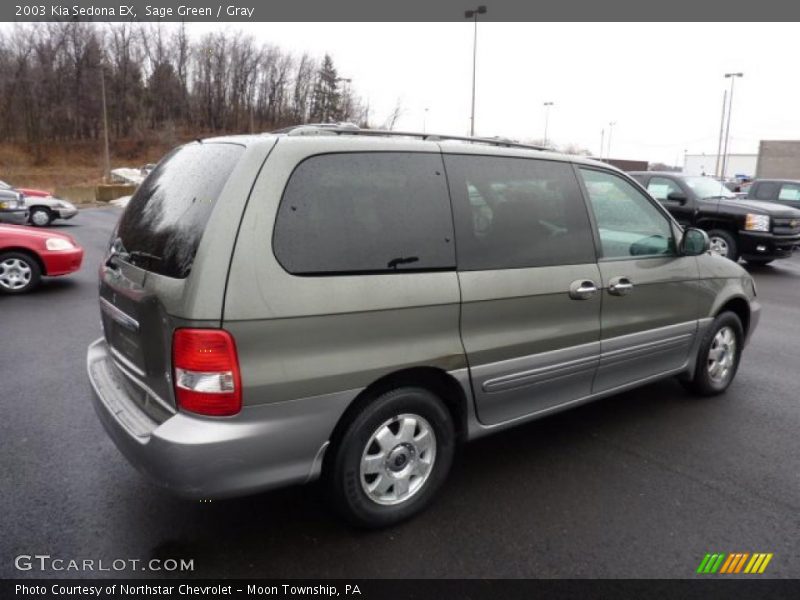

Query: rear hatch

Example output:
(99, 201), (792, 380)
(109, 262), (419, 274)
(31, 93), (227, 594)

(99, 142), (245, 419)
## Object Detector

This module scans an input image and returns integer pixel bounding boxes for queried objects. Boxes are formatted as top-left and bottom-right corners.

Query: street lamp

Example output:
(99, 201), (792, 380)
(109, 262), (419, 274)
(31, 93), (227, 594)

(607, 121), (617, 159)
(423, 107), (429, 133)
(721, 72), (743, 180)
(543, 101), (554, 146)
(464, 5), (487, 137)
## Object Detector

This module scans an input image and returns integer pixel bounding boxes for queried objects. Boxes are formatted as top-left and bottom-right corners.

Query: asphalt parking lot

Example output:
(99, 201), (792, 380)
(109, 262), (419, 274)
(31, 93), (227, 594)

(1, 207), (799, 579)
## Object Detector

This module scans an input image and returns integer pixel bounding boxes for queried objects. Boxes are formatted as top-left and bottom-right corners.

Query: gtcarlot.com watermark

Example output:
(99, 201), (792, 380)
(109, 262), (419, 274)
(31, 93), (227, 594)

(14, 554), (194, 573)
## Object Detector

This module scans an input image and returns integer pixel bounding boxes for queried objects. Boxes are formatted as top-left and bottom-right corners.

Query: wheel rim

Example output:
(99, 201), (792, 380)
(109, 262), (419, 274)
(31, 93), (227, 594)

(709, 236), (729, 257)
(360, 413), (437, 506)
(31, 210), (49, 226)
(707, 326), (737, 384)
(0, 258), (32, 290)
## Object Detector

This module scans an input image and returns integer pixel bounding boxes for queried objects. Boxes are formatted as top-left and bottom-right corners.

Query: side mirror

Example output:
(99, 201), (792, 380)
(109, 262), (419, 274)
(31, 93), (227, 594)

(667, 191), (688, 205)
(681, 228), (710, 256)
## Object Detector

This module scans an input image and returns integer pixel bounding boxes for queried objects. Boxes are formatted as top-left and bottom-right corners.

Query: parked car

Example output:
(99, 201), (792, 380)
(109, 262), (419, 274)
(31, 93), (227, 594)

(0, 189), (28, 225)
(0, 223), (83, 293)
(88, 127), (760, 527)
(0, 179), (78, 226)
(745, 179), (800, 209)
(0, 178), (50, 198)
(629, 171), (800, 265)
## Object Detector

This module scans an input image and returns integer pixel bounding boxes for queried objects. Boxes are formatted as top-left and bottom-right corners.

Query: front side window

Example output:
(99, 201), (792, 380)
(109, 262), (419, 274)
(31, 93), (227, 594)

(647, 177), (683, 201)
(444, 155), (596, 270)
(580, 168), (675, 259)
(778, 184), (800, 202)
(273, 152), (455, 275)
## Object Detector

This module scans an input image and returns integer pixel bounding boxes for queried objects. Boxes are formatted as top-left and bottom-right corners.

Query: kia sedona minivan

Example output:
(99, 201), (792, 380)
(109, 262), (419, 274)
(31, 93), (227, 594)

(88, 126), (760, 527)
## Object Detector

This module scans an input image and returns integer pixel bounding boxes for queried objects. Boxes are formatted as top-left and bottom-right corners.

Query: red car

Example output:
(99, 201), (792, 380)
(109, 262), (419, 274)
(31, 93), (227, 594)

(0, 224), (84, 293)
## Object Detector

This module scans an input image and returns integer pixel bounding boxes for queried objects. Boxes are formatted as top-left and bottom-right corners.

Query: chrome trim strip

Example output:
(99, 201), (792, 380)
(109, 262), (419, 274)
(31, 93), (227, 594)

(109, 344), (146, 378)
(599, 332), (694, 367)
(108, 352), (176, 416)
(483, 354), (598, 393)
(100, 297), (140, 332)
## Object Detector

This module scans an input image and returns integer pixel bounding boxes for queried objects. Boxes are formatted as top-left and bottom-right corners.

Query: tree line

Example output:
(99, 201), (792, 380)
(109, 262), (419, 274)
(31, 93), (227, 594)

(0, 23), (372, 145)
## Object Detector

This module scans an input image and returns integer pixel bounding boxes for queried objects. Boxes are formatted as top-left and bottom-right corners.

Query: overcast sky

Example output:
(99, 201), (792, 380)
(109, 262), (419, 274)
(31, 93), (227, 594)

(10, 21), (798, 164)
(184, 22), (798, 164)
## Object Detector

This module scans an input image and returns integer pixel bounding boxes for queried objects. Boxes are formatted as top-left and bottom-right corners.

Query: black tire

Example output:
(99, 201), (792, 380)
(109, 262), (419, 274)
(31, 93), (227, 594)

(707, 229), (739, 262)
(29, 206), (53, 227)
(325, 386), (455, 528)
(681, 311), (744, 396)
(0, 251), (42, 294)
(744, 258), (774, 267)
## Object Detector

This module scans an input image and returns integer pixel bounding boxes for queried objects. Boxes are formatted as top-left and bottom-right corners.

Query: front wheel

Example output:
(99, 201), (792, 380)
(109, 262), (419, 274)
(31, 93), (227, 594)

(325, 387), (455, 528)
(29, 207), (53, 227)
(0, 251), (42, 294)
(707, 229), (739, 262)
(682, 311), (744, 396)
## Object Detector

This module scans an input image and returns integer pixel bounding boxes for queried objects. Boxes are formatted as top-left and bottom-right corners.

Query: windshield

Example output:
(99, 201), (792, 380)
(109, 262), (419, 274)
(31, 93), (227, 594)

(682, 176), (737, 199)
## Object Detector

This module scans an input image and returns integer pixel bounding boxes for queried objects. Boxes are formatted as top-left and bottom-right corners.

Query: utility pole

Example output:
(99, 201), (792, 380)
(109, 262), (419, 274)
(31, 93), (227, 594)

(714, 89), (727, 178)
(100, 63), (111, 183)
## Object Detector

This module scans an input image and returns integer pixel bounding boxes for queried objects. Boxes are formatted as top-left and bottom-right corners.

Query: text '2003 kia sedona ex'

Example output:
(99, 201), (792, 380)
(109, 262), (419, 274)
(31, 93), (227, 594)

(87, 126), (760, 527)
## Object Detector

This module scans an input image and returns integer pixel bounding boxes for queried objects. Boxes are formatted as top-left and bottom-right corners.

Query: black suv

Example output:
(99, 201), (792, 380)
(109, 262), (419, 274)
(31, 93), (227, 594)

(629, 172), (800, 265)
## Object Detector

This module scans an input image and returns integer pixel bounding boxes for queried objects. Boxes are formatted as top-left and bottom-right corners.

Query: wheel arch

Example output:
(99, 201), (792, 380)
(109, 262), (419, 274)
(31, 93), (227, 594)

(0, 246), (46, 275)
(715, 295), (751, 338)
(327, 366), (470, 453)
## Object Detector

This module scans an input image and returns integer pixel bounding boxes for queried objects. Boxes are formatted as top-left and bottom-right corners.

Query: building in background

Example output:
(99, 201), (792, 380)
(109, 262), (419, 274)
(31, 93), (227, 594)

(755, 141), (800, 179)
(683, 153), (757, 179)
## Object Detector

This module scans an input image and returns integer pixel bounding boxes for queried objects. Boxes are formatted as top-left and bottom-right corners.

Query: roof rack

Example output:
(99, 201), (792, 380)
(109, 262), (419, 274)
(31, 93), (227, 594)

(273, 123), (547, 152)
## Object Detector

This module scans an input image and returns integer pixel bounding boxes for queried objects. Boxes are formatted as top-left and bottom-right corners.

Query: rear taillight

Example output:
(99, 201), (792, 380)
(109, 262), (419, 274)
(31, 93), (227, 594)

(172, 328), (242, 416)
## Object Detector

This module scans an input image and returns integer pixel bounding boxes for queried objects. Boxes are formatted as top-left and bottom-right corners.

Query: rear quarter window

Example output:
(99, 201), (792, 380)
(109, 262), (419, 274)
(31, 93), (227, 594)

(115, 142), (244, 278)
(272, 152), (455, 275)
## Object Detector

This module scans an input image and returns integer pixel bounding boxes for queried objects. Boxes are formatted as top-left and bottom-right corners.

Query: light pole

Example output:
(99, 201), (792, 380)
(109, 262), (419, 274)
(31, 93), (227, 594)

(543, 101), (554, 146)
(600, 128), (605, 159)
(714, 89), (727, 178)
(423, 107), (429, 133)
(464, 5), (486, 137)
(607, 121), (616, 159)
(721, 72), (743, 180)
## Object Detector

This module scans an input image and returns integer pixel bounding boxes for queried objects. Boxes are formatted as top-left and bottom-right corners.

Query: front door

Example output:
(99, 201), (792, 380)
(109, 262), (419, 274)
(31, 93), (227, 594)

(444, 153), (601, 426)
(578, 167), (703, 393)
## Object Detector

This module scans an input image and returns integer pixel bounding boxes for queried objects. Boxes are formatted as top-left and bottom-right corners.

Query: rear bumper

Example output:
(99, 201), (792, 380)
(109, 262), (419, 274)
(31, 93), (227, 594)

(746, 300), (761, 346)
(738, 231), (800, 259)
(87, 338), (354, 499)
(43, 247), (83, 276)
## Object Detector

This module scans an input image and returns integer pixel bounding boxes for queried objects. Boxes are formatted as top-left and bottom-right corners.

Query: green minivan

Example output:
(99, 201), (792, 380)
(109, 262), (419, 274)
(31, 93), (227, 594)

(87, 126), (760, 527)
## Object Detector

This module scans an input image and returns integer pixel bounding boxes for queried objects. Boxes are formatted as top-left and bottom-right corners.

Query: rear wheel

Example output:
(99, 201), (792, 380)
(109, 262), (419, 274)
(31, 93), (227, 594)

(325, 386), (455, 528)
(0, 251), (41, 294)
(29, 207), (53, 227)
(682, 311), (744, 396)
(707, 229), (739, 262)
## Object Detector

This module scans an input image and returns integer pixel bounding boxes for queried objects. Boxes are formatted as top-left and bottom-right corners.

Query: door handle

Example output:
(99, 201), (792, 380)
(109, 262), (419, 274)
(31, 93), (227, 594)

(608, 276), (634, 296)
(568, 279), (598, 300)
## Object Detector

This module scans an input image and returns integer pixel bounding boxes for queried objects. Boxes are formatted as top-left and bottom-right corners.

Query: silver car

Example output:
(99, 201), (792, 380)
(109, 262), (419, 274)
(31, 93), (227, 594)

(87, 126), (760, 527)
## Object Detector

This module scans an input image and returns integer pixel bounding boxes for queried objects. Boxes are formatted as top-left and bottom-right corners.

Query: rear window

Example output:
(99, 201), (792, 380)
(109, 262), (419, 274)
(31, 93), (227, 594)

(273, 152), (455, 275)
(115, 142), (244, 278)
